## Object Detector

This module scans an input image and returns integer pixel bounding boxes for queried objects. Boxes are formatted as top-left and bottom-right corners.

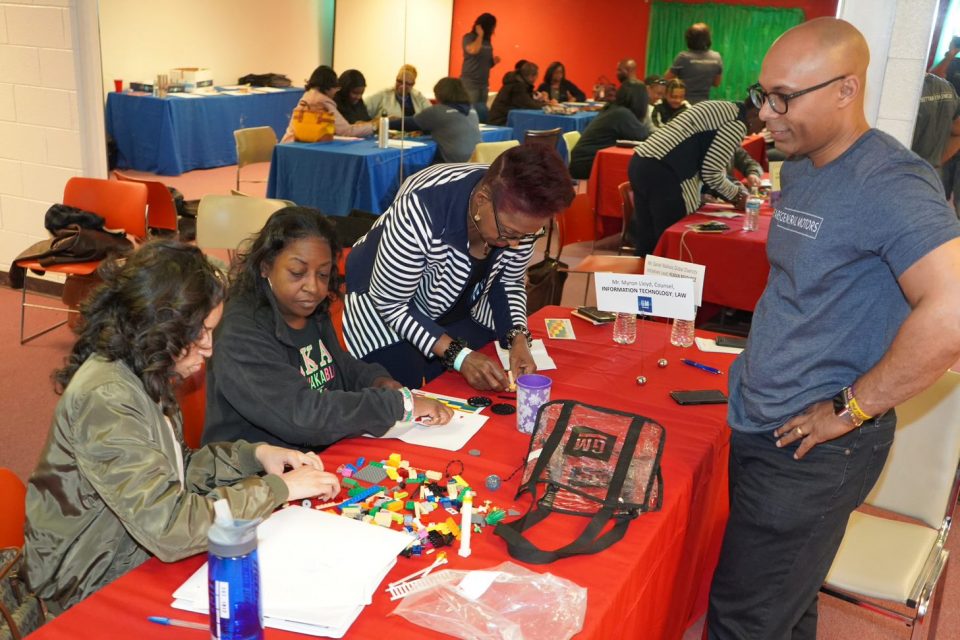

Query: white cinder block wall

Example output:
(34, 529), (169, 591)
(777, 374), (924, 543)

(840, 0), (940, 145)
(0, 0), (81, 273)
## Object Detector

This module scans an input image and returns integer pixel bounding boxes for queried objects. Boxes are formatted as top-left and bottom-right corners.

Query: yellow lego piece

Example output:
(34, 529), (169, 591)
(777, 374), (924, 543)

(388, 453), (402, 466)
(386, 501), (402, 512)
(453, 475), (469, 487)
(446, 516), (461, 539)
(394, 491), (408, 500)
(385, 467), (400, 481)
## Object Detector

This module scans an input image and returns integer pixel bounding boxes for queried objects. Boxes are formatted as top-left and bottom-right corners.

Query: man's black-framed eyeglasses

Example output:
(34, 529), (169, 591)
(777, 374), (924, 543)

(748, 75), (846, 115)
(488, 197), (545, 243)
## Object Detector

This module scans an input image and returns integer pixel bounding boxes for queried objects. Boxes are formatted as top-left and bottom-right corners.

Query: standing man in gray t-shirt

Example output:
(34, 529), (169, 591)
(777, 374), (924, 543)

(460, 12), (500, 123)
(708, 18), (960, 639)
(665, 22), (722, 103)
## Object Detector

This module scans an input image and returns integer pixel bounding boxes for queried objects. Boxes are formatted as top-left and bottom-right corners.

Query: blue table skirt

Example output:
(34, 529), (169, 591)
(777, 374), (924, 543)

(506, 109), (599, 141)
(107, 88), (304, 176)
(267, 127), (514, 216)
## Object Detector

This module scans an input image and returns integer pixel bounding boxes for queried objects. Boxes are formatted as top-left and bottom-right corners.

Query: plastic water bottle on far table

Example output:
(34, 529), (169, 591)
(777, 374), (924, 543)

(378, 110), (389, 149)
(743, 188), (761, 232)
(612, 312), (637, 344)
(669, 318), (695, 348)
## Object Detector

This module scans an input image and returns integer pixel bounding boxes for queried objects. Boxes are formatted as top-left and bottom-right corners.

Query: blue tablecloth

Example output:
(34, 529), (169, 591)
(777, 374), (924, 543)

(267, 127), (514, 216)
(506, 109), (599, 141)
(106, 88), (304, 176)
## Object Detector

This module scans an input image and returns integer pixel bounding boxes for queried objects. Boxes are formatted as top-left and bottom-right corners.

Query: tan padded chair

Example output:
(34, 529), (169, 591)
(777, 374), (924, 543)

(562, 130), (581, 157)
(555, 199), (644, 305)
(234, 126), (277, 190)
(822, 370), (960, 639)
(469, 139), (519, 164)
(522, 127), (563, 150)
(617, 181), (635, 255)
(196, 195), (289, 262)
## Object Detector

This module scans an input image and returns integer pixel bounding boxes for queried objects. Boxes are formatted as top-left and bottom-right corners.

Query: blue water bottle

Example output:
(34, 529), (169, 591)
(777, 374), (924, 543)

(208, 500), (263, 640)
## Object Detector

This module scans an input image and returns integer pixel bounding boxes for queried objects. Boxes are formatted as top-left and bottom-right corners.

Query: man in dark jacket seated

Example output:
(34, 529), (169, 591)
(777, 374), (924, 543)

(488, 62), (550, 125)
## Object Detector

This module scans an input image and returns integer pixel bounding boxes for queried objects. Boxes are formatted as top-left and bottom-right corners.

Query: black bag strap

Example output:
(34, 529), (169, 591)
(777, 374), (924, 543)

(494, 503), (632, 564)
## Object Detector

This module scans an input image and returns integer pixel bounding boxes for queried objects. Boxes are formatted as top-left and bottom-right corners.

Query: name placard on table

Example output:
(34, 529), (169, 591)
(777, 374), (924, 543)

(595, 273), (696, 320)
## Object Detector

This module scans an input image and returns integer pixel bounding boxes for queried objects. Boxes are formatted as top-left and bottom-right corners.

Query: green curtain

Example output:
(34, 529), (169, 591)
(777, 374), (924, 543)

(646, 2), (804, 101)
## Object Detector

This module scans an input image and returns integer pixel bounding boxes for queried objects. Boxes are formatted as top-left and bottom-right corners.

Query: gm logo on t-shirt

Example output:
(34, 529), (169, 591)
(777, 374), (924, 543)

(773, 207), (823, 239)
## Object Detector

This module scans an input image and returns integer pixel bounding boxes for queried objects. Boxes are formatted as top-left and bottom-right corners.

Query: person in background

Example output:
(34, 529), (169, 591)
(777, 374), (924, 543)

(537, 61), (586, 102)
(617, 58), (639, 86)
(392, 77), (481, 163)
(665, 22), (723, 103)
(569, 83), (652, 180)
(651, 79), (691, 128)
(23, 242), (341, 614)
(203, 207), (452, 451)
(710, 19), (960, 637)
(488, 62), (551, 126)
(644, 74), (667, 104)
(281, 65), (373, 142)
(364, 64), (431, 119)
(913, 73), (960, 217)
(730, 146), (762, 190)
(461, 12), (500, 123)
(343, 146), (574, 391)
(334, 69), (371, 124)
(629, 95), (764, 255)
(644, 74), (667, 121)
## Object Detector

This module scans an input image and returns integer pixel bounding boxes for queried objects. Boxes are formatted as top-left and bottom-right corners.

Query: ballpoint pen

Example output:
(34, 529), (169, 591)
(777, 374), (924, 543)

(681, 359), (723, 375)
(147, 616), (208, 631)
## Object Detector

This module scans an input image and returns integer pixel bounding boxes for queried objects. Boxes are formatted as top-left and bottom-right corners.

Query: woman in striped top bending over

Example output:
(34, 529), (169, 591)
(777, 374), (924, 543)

(629, 96), (764, 256)
(344, 145), (574, 391)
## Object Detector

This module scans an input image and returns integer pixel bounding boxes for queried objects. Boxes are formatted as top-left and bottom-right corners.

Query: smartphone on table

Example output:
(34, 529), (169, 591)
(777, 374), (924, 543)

(670, 390), (728, 405)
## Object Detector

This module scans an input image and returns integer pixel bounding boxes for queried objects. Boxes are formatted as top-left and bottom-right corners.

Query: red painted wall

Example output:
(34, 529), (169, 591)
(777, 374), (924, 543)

(450, 0), (838, 92)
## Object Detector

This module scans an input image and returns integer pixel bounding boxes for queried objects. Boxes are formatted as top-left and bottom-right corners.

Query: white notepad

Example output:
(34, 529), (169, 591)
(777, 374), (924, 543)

(172, 507), (412, 637)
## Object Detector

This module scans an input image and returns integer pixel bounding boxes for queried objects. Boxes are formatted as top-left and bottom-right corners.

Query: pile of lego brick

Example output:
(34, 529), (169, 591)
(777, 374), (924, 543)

(291, 452), (515, 558)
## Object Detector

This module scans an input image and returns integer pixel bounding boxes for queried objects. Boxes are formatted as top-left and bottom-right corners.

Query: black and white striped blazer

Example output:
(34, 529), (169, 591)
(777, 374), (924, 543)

(343, 164), (534, 359)
(634, 100), (748, 214)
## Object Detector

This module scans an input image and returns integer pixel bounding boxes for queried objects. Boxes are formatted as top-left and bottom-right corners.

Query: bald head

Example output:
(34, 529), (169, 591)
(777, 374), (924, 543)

(768, 18), (869, 85)
(759, 18), (871, 167)
(617, 58), (637, 83)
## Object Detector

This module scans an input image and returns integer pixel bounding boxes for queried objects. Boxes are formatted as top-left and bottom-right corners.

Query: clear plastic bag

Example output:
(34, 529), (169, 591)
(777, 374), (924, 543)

(390, 561), (587, 640)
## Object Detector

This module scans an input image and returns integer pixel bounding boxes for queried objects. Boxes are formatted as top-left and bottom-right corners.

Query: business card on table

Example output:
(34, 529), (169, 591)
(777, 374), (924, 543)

(545, 318), (576, 340)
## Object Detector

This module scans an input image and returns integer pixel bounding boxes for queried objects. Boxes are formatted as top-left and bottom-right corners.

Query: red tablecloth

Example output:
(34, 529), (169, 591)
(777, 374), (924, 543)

(30, 307), (735, 640)
(653, 211), (771, 312)
(587, 134), (770, 233)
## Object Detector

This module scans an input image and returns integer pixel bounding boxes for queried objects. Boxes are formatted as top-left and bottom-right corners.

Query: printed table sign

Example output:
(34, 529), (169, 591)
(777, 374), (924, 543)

(595, 273), (696, 321)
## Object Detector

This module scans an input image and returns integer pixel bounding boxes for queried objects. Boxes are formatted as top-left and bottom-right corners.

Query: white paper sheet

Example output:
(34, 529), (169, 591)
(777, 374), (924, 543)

(168, 92), (203, 98)
(495, 339), (556, 371)
(372, 410), (488, 451)
(385, 139), (428, 148)
(172, 507), (412, 637)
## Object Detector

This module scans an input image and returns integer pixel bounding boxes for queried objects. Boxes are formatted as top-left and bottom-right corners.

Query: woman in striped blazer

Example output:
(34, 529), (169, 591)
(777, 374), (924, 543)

(344, 145), (574, 390)
(629, 97), (764, 255)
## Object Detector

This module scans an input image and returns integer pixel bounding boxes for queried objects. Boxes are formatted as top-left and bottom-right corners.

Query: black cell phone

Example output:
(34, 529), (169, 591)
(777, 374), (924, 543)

(952, 35), (960, 50)
(575, 306), (617, 323)
(691, 221), (730, 232)
(670, 389), (728, 405)
(715, 336), (747, 349)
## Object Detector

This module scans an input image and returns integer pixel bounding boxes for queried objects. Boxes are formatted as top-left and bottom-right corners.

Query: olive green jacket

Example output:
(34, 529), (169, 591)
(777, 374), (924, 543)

(23, 356), (288, 614)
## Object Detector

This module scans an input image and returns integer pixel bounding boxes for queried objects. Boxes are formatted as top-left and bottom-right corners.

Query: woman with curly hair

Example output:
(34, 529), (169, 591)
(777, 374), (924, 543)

(23, 241), (340, 614)
(202, 207), (452, 451)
